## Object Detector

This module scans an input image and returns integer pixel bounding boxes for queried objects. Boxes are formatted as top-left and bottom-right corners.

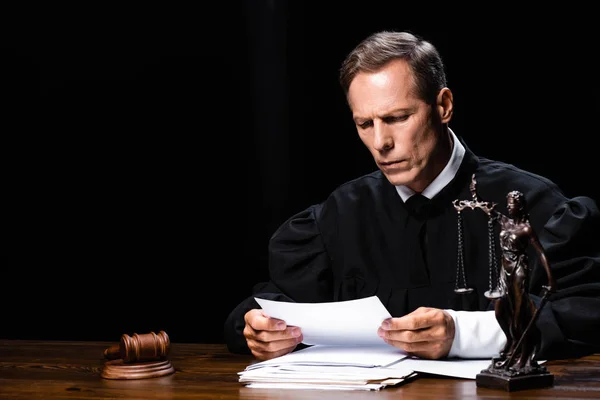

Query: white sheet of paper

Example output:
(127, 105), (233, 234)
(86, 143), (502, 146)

(392, 357), (492, 379)
(245, 344), (408, 370)
(389, 358), (547, 379)
(240, 364), (415, 381)
(254, 296), (392, 346)
(245, 382), (400, 391)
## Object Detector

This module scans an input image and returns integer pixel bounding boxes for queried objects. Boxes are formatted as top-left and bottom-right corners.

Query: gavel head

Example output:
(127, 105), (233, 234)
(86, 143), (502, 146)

(104, 331), (170, 363)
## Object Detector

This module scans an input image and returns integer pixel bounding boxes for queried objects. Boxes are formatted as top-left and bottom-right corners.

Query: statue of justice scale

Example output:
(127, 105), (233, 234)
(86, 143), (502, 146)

(451, 174), (554, 391)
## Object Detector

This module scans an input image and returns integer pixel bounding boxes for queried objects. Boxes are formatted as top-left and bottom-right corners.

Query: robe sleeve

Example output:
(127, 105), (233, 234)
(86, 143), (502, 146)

(533, 195), (600, 359)
(223, 204), (334, 354)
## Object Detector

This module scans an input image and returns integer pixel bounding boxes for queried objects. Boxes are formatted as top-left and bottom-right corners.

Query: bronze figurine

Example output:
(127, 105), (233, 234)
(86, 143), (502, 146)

(454, 175), (557, 391)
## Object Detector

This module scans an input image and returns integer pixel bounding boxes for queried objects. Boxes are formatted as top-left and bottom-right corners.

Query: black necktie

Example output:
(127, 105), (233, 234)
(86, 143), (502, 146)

(405, 193), (431, 219)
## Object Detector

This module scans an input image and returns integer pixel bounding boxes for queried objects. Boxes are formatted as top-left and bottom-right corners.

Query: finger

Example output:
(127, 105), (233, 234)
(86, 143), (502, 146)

(379, 312), (455, 359)
(381, 307), (442, 331)
(378, 325), (439, 343)
(385, 338), (448, 359)
(379, 313), (453, 343)
(249, 339), (300, 361)
(245, 324), (302, 343)
(247, 332), (304, 361)
(244, 309), (287, 332)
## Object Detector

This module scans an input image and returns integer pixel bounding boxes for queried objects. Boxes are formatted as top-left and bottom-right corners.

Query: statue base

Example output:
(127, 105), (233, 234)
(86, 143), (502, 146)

(476, 368), (553, 392)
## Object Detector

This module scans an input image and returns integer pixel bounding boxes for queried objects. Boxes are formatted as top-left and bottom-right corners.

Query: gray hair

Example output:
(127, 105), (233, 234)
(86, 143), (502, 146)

(339, 31), (447, 106)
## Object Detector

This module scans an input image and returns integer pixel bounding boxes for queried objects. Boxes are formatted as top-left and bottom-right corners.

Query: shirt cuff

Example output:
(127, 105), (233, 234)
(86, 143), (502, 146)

(444, 309), (507, 359)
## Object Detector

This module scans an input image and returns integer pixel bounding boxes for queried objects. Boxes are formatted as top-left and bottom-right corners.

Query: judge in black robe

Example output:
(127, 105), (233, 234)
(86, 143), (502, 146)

(224, 30), (600, 361)
(224, 134), (600, 361)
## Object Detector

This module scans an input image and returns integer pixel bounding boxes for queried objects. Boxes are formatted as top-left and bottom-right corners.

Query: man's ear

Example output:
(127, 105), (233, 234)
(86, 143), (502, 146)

(436, 88), (453, 124)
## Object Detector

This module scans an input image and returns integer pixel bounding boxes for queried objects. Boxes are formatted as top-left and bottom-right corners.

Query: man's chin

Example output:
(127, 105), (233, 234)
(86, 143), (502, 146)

(382, 170), (412, 187)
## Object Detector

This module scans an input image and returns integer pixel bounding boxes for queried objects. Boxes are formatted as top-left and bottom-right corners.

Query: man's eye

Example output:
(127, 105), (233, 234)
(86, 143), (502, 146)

(385, 115), (408, 123)
(357, 121), (372, 129)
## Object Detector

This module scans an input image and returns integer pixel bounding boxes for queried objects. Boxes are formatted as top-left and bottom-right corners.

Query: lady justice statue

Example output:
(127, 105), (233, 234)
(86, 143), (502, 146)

(453, 175), (557, 391)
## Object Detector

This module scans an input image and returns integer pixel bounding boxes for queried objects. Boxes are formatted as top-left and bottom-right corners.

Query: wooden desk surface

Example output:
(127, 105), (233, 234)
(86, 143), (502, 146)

(1, 339), (598, 399)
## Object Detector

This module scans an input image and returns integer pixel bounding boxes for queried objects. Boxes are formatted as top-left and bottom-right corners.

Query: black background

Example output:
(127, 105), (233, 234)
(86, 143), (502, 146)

(3, 3), (598, 344)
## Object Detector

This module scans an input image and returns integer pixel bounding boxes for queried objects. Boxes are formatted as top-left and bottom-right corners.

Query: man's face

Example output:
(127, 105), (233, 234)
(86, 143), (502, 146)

(347, 59), (446, 192)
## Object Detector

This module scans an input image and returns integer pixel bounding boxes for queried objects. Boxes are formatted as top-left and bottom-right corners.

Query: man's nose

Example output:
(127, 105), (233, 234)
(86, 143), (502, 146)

(373, 121), (393, 151)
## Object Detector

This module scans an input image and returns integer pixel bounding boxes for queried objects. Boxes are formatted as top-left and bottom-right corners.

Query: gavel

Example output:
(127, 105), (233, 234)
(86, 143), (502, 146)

(104, 331), (170, 363)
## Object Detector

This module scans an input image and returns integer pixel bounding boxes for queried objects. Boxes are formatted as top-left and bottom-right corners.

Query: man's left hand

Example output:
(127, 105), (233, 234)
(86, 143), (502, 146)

(377, 307), (455, 359)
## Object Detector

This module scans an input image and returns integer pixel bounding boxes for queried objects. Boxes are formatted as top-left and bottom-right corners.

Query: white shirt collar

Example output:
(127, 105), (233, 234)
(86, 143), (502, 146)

(395, 128), (465, 202)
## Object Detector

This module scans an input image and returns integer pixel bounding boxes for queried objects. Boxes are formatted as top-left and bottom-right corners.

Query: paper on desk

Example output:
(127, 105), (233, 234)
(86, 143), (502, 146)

(245, 344), (408, 370)
(242, 364), (414, 380)
(244, 380), (410, 391)
(391, 357), (547, 379)
(240, 364), (415, 387)
(392, 357), (492, 379)
(240, 345), (414, 391)
(244, 378), (414, 391)
(254, 295), (392, 346)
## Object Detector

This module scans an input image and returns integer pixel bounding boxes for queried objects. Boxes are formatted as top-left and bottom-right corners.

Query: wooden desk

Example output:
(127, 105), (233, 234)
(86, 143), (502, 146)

(1, 339), (598, 399)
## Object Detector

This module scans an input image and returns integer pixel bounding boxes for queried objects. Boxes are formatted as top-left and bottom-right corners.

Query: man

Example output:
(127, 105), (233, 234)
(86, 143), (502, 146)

(224, 31), (600, 361)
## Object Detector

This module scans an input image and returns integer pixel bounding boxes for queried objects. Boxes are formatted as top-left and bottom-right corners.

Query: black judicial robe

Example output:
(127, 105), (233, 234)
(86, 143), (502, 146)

(225, 138), (600, 360)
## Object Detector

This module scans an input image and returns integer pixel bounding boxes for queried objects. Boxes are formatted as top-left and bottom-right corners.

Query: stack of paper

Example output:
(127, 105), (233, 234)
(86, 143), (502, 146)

(237, 296), (411, 390)
(238, 344), (416, 391)
(238, 296), (500, 391)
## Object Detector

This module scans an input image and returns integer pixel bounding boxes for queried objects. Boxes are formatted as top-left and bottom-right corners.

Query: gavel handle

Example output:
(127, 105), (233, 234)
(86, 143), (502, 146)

(104, 344), (121, 360)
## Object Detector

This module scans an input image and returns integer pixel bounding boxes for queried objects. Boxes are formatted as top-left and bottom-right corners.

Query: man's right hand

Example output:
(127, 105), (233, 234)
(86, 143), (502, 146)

(243, 309), (303, 360)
